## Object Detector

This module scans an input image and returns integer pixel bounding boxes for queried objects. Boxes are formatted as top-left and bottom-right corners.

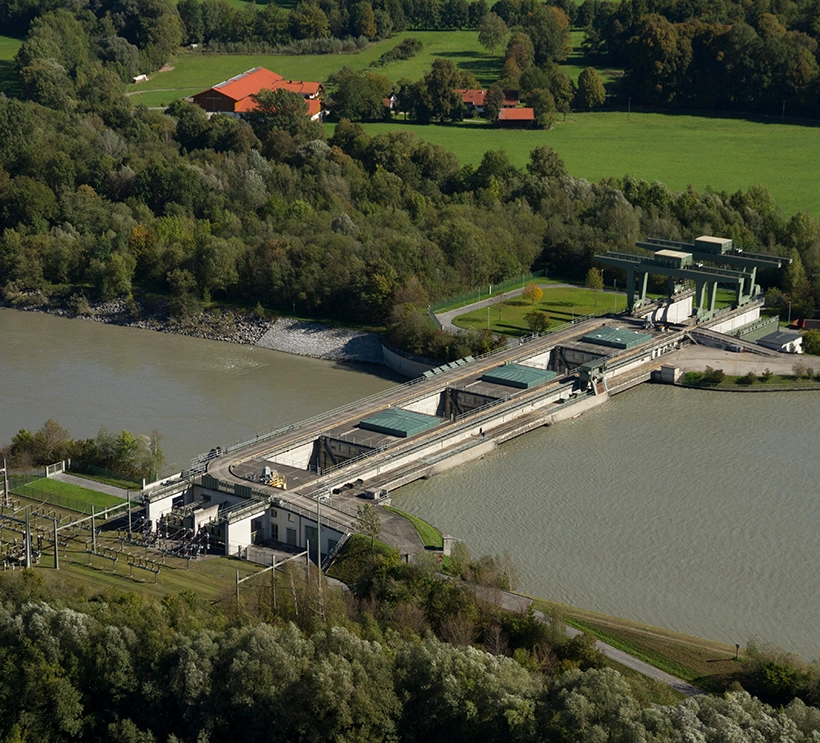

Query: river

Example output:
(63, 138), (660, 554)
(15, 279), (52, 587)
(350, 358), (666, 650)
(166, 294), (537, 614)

(2, 308), (818, 659)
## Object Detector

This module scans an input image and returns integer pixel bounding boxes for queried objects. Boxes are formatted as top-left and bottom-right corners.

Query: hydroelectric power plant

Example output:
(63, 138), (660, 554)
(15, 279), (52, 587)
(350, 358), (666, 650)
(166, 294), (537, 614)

(141, 236), (791, 563)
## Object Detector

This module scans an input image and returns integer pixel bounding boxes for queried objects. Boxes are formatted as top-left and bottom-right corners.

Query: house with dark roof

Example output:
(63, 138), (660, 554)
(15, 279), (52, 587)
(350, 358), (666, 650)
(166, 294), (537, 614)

(192, 67), (324, 120)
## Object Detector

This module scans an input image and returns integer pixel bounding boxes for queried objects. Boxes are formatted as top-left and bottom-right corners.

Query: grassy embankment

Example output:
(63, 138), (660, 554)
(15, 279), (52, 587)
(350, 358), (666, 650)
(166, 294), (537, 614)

(126, 30), (503, 107)
(682, 369), (820, 390)
(383, 505), (443, 548)
(533, 598), (746, 693)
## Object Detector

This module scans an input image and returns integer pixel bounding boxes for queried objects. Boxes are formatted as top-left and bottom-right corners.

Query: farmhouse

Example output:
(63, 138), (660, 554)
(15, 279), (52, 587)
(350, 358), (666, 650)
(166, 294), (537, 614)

(457, 89), (519, 116)
(192, 67), (324, 120)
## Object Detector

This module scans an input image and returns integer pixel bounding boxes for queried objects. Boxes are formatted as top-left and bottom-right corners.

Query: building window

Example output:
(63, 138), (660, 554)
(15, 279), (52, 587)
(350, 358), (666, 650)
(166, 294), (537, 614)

(272, 523), (279, 541)
(288, 513), (295, 522)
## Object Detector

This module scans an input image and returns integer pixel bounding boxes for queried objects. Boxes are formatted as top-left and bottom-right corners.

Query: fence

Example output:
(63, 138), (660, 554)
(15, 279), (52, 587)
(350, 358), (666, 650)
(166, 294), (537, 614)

(70, 460), (142, 489)
(429, 270), (547, 313)
(9, 472), (123, 515)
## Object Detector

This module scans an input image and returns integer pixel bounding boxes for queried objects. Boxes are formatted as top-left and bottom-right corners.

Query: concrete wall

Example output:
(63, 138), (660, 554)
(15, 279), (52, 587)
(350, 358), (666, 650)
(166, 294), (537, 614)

(270, 439), (314, 469)
(443, 388), (498, 419)
(709, 306), (761, 334)
(192, 503), (221, 530)
(317, 436), (373, 470)
(145, 492), (177, 522)
(403, 392), (442, 416)
(518, 349), (552, 369)
(382, 343), (436, 378)
(226, 516), (252, 556)
(648, 295), (692, 324)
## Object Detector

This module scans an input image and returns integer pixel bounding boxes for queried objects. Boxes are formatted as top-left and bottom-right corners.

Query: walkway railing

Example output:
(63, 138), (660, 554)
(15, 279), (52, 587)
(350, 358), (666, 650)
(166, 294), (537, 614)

(193, 314), (606, 464)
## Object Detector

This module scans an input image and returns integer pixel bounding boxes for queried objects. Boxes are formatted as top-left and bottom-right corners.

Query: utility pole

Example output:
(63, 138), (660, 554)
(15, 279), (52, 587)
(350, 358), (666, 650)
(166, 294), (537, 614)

(53, 518), (59, 570)
(1, 457), (8, 507)
(24, 507), (31, 568)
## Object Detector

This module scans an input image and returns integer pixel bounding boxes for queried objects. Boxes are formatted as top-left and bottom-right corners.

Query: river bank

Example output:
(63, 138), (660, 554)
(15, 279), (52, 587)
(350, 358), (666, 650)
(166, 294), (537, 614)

(1, 296), (384, 364)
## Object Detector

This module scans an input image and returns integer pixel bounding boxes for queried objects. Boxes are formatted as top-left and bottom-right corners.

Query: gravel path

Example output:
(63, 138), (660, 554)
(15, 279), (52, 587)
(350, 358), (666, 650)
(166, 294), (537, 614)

(255, 317), (384, 364)
(473, 585), (703, 696)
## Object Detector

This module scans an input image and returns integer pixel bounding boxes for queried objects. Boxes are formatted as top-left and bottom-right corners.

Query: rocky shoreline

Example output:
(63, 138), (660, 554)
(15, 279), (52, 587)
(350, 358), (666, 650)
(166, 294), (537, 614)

(1, 295), (385, 365)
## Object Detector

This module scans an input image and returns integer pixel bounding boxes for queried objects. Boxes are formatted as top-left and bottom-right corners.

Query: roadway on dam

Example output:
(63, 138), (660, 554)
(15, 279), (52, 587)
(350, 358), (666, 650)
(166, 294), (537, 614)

(203, 314), (685, 532)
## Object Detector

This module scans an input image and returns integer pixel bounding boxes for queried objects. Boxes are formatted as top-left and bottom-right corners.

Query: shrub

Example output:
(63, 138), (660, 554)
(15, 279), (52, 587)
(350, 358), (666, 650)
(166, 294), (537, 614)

(737, 371), (756, 385)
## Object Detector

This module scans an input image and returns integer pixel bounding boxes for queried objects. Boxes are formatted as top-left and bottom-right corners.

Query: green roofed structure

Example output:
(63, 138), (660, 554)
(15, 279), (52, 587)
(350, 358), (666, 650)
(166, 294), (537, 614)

(581, 327), (651, 350)
(358, 408), (441, 438)
(481, 363), (557, 389)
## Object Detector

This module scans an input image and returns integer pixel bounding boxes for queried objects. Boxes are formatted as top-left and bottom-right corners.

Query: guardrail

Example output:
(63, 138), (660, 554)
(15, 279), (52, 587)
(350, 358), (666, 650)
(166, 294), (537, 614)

(193, 315), (606, 464)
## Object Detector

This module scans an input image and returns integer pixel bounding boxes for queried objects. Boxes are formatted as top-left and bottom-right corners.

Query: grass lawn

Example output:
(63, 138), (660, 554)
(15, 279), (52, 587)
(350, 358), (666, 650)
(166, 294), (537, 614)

(534, 598), (745, 693)
(15, 478), (123, 511)
(127, 31), (501, 107)
(383, 506), (442, 548)
(453, 284), (627, 335)
(71, 472), (142, 490)
(0, 35), (22, 97)
(355, 112), (820, 217)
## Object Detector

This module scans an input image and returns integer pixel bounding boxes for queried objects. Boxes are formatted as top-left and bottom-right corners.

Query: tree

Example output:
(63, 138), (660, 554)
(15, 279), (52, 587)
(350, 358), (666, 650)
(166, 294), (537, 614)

(577, 66), (606, 108)
(478, 12), (508, 55)
(585, 266), (603, 304)
(804, 329), (820, 355)
(525, 310), (549, 332)
(353, 2), (378, 38)
(246, 88), (308, 138)
(421, 58), (464, 121)
(484, 84), (504, 121)
(528, 145), (567, 179)
(522, 284), (543, 305)
(550, 69), (574, 119)
(355, 503), (381, 550)
(529, 87), (556, 129)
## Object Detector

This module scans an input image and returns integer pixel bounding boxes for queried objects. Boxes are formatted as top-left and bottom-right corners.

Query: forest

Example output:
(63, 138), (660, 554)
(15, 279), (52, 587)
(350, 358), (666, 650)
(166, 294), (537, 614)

(1, 538), (820, 743)
(1, 0), (820, 361)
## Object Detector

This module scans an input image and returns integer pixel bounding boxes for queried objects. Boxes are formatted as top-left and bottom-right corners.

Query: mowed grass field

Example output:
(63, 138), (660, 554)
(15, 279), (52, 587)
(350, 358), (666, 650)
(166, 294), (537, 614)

(0, 35), (22, 97)
(453, 284), (627, 335)
(127, 30), (503, 106)
(355, 112), (820, 217)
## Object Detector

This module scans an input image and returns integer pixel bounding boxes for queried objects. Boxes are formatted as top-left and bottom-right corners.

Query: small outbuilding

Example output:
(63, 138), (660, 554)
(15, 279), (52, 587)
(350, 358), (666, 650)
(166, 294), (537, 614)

(757, 330), (803, 354)
(497, 107), (535, 128)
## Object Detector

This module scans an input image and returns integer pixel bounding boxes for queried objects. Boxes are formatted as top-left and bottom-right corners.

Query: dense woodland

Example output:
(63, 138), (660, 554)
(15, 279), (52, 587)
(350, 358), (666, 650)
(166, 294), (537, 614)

(1, 0), (820, 360)
(1, 542), (820, 743)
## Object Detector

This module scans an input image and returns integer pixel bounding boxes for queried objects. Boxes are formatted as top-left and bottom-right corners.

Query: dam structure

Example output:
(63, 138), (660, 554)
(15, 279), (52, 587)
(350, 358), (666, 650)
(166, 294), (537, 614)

(142, 236), (788, 561)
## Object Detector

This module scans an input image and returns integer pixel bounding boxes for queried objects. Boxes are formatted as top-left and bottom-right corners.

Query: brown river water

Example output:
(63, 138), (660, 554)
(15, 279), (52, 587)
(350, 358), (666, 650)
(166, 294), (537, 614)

(2, 308), (818, 659)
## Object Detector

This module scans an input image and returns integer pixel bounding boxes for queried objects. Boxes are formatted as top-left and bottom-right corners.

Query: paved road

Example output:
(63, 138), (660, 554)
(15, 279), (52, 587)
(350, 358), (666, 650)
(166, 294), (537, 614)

(51, 472), (131, 499)
(473, 584), (703, 697)
(667, 344), (810, 377)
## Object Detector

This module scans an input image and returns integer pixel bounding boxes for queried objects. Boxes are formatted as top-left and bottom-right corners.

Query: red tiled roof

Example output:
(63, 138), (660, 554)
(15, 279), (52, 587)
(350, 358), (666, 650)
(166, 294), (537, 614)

(213, 67), (284, 102)
(458, 89), (487, 106)
(498, 107), (535, 121)
(276, 80), (323, 97)
(233, 93), (323, 119)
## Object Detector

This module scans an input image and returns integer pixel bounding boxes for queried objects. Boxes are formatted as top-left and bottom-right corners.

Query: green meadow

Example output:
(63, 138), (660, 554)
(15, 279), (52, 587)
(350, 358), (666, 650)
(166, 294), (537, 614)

(0, 35), (22, 97)
(453, 285), (628, 335)
(127, 30), (502, 106)
(355, 112), (820, 217)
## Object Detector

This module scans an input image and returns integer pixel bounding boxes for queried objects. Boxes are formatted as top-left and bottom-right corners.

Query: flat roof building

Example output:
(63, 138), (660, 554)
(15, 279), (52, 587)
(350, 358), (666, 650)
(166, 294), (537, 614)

(581, 327), (652, 350)
(481, 363), (556, 389)
(358, 408), (440, 438)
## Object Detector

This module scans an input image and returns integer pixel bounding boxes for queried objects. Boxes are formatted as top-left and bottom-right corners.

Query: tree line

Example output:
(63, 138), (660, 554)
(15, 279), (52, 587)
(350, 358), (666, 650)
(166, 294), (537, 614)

(579, 0), (820, 117)
(1, 543), (820, 743)
(3, 419), (166, 482)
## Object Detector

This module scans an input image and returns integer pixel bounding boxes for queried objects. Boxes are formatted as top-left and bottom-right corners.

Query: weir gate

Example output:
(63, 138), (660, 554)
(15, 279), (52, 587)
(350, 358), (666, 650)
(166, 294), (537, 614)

(144, 314), (692, 559)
